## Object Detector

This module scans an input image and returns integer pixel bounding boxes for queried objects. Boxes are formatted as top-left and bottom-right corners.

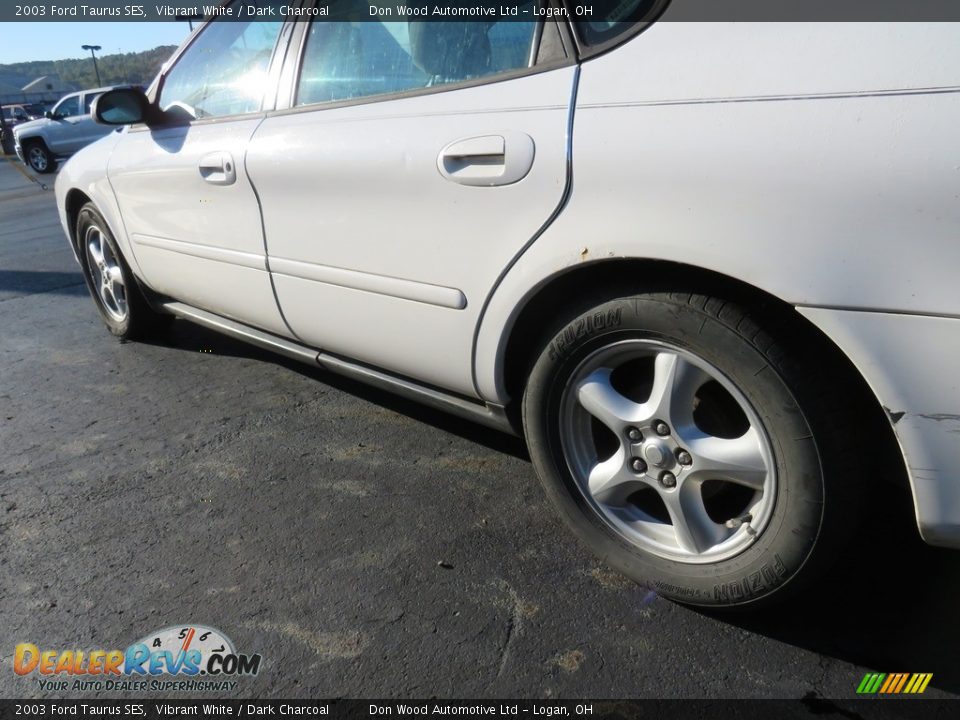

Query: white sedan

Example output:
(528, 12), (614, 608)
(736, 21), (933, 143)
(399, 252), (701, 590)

(55, 2), (960, 607)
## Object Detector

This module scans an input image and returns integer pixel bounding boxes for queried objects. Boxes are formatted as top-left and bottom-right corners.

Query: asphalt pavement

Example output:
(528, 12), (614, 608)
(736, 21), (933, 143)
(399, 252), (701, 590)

(1, 154), (958, 701)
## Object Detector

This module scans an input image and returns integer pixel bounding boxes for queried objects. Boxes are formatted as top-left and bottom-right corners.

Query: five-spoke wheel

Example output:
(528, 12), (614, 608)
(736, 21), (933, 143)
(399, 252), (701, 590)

(76, 202), (170, 339)
(560, 340), (775, 563)
(524, 291), (853, 607)
(85, 225), (128, 322)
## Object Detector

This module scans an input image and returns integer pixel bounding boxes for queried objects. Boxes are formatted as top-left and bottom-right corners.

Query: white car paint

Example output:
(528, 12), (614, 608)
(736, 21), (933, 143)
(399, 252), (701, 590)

(246, 67), (574, 395)
(473, 22), (960, 548)
(55, 19), (960, 550)
(106, 119), (289, 335)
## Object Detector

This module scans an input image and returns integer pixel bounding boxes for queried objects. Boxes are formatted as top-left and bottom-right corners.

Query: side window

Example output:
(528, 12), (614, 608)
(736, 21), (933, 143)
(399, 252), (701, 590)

(84, 92), (104, 114)
(574, 0), (660, 46)
(296, 12), (539, 107)
(158, 1), (285, 120)
(53, 95), (82, 118)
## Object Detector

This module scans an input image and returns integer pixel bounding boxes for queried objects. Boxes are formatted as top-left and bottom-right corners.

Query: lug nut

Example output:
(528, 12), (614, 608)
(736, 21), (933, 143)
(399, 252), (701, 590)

(630, 458), (647, 474)
(660, 471), (677, 488)
(654, 421), (670, 436)
(626, 426), (643, 442)
(676, 450), (693, 466)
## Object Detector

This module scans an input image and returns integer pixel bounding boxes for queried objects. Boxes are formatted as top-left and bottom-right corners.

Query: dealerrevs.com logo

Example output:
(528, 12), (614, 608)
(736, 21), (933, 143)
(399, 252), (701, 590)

(14, 625), (262, 692)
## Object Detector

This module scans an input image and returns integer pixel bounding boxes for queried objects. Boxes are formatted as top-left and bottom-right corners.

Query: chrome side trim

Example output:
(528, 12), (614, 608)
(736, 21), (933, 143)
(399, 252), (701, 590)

(160, 301), (514, 434)
(269, 256), (467, 310)
(316, 352), (513, 433)
(578, 85), (960, 110)
(162, 301), (317, 364)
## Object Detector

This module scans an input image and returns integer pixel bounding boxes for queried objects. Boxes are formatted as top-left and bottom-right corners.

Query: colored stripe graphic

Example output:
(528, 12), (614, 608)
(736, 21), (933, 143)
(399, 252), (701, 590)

(878, 674), (894, 693)
(857, 672), (933, 694)
(856, 673), (886, 694)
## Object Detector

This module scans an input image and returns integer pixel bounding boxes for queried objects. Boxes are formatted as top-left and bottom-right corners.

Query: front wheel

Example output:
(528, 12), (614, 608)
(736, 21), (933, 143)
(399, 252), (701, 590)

(522, 291), (857, 608)
(24, 140), (56, 174)
(77, 203), (171, 340)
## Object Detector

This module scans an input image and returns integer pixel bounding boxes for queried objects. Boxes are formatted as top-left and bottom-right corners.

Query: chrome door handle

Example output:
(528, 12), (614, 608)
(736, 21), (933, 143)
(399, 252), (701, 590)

(437, 132), (534, 187)
(198, 151), (237, 186)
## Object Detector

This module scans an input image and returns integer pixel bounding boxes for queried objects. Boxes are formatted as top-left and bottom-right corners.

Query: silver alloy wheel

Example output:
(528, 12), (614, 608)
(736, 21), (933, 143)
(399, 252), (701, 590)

(85, 226), (128, 322)
(559, 339), (777, 564)
(28, 146), (48, 172)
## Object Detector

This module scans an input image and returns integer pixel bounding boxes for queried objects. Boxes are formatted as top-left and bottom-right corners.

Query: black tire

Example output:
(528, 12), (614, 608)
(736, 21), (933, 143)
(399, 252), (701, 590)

(522, 290), (858, 608)
(76, 202), (171, 340)
(23, 139), (56, 174)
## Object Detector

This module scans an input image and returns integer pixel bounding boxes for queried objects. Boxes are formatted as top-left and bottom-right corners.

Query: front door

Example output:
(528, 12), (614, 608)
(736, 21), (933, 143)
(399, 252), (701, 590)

(107, 4), (292, 335)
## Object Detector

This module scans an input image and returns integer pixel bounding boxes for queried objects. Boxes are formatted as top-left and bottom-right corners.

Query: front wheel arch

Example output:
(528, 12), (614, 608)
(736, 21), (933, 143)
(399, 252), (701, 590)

(65, 189), (94, 256)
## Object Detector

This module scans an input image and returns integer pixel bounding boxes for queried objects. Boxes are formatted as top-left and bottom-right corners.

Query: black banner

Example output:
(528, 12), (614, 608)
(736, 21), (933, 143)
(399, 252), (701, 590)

(2, 0), (960, 23)
(1, 700), (959, 720)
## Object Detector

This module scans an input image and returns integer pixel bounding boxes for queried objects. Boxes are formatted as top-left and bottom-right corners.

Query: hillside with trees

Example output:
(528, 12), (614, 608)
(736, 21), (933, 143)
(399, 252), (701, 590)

(0, 46), (178, 92)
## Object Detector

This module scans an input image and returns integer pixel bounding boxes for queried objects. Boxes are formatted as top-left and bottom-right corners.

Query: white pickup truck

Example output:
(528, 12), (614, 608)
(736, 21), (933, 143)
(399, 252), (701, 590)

(13, 86), (124, 174)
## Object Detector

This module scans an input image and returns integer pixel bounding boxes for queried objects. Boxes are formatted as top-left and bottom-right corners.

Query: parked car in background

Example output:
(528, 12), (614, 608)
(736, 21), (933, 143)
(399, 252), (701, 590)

(54, 1), (960, 608)
(2, 103), (43, 125)
(13, 87), (123, 173)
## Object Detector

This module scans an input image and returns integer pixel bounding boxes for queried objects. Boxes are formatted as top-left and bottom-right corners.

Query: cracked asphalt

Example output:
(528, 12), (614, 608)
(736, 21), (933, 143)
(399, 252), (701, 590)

(1, 156), (958, 700)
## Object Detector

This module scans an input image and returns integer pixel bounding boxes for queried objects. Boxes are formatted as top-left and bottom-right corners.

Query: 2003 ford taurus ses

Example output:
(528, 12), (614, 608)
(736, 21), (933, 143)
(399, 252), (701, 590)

(55, 1), (960, 606)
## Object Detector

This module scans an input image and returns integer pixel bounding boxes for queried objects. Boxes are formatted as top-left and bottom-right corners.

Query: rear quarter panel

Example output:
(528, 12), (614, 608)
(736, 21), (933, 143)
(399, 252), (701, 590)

(474, 21), (960, 545)
(476, 21), (960, 401)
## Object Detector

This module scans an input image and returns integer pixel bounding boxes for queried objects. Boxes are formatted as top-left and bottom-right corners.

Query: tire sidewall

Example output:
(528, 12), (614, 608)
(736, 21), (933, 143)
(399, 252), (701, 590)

(77, 205), (133, 338)
(26, 141), (54, 174)
(523, 294), (826, 607)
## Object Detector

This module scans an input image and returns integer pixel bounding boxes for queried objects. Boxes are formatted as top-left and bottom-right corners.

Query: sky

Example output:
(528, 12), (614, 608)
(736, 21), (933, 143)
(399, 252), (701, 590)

(0, 23), (193, 65)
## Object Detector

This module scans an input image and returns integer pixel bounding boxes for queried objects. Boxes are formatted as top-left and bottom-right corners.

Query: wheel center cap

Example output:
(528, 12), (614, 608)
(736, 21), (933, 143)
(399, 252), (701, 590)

(642, 440), (672, 469)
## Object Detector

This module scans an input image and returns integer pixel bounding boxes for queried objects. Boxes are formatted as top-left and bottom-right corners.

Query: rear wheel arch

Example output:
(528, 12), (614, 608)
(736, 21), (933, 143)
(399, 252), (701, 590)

(501, 258), (911, 509)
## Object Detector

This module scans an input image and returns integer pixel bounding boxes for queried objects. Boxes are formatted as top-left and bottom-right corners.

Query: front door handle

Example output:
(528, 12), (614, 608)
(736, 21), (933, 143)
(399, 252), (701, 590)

(437, 132), (534, 187)
(199, 151), (237, 186)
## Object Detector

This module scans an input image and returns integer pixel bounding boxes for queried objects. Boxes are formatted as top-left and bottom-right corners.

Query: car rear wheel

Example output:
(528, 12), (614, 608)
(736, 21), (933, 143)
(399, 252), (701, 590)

(522, 290), (859, 608)
(77, 203), (171, 340)
(24, 140), (55, 174)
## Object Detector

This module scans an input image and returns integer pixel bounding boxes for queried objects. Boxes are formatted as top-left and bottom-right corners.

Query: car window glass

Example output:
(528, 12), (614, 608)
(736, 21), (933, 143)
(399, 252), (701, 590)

(296, 10), (538, 107)
(84, 92), (105, 114)
(158, 1), (285, 120)
(575, 0), (659, 45)
(54, 95), (82, 118)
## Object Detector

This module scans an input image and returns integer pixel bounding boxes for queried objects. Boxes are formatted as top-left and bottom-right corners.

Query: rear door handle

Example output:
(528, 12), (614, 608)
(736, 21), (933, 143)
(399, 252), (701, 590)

(199, 151), (237, 186)
(437, 133), (534, 187)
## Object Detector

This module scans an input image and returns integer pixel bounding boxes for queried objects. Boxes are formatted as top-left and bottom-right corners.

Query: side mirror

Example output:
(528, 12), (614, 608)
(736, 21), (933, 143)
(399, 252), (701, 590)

(92, 88), (156, 126)
(45, 110), (57, 120)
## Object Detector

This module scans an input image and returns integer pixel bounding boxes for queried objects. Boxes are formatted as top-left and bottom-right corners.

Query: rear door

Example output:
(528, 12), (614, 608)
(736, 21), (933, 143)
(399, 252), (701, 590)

(248, 7), (577, 396)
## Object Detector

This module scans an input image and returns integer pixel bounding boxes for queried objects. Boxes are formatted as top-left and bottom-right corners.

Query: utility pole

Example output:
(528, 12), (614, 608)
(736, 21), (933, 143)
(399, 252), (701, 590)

(176, 13), (200, 31)
(82, 44), (102, 87)
(117, 48), (129, 84)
